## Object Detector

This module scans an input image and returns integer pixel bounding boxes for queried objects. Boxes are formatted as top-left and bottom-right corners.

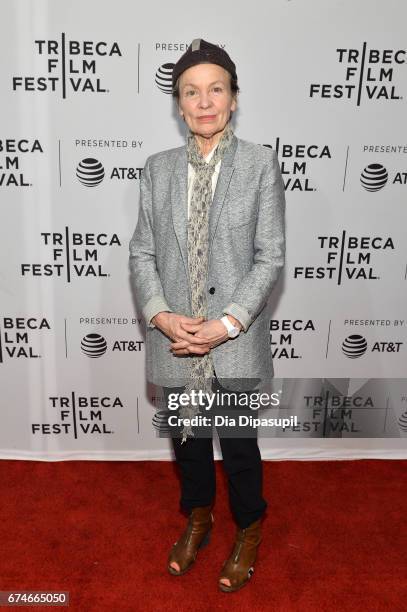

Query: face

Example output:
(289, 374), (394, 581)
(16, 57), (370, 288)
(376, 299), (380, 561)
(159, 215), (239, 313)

(177, 63), (237, 138)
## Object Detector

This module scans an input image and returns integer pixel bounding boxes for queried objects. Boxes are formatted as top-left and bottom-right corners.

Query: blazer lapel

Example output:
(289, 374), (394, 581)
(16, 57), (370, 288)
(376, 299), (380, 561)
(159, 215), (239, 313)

(208, 134), (237, 248)
(171, 133), (238, 287)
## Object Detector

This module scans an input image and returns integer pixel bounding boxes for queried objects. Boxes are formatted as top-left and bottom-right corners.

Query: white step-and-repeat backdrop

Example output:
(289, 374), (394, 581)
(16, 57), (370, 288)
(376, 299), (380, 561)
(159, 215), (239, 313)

(1, 0), (406, 460)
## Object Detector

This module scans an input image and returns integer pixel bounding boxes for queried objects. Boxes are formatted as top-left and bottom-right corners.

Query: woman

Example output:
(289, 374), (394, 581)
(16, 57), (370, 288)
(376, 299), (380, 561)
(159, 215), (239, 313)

(129, 38), (286, 592)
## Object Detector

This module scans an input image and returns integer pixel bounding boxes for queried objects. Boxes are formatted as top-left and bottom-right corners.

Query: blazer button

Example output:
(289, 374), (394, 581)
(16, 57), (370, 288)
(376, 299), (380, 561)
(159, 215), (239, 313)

(209, 287), (215, 294)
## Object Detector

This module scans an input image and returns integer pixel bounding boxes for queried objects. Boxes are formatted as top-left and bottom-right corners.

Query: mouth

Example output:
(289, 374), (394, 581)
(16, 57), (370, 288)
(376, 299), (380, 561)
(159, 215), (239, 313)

(197, 115), (216, 121)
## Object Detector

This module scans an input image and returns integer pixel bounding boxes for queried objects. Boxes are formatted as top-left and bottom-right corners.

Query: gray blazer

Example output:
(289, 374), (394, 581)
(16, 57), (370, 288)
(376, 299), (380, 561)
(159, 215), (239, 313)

(129, 133), (286, 391)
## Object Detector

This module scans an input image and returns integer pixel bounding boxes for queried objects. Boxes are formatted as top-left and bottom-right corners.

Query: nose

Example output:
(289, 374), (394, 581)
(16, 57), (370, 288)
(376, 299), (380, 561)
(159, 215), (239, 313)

(198, 91), (211, 108)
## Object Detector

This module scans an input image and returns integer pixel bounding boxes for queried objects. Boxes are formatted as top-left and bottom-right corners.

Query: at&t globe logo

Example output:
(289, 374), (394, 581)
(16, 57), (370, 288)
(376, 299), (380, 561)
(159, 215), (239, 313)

(360, 163), (388, 192)
(342, 334), (368, 358)
(76, 158), (105, 186)
(81, 333), (108, 358)
(155, 63), (175, 94)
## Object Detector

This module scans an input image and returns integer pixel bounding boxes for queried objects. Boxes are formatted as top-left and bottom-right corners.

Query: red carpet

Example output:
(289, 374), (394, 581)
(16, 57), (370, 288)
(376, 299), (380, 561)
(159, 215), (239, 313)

(0, 458), (406, 611)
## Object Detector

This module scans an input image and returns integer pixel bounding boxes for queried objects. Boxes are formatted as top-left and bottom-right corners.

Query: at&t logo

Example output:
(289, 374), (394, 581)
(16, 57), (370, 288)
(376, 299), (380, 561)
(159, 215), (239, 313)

(75, 157), (143, 185)
(341, 334), (403, 358)
(80, 333), (144, 357)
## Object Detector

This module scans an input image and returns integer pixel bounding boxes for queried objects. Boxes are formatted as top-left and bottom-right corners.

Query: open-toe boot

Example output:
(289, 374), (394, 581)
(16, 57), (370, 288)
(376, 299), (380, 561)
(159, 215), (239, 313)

(167, 503), (214, 576)
(218, 517), (262, 592)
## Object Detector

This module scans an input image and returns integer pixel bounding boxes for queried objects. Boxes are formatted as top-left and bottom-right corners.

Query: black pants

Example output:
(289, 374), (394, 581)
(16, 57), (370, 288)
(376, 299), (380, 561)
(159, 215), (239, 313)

(162, 371), (267, 529)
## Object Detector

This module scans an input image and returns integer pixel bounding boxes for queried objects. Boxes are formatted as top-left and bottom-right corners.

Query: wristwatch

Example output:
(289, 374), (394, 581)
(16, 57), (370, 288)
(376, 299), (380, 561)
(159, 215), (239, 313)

(220, 315), (240, 339)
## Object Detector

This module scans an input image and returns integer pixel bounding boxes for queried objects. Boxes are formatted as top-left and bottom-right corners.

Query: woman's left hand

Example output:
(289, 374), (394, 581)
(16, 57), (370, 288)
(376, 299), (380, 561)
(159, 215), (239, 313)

(169, 319), (230, 356)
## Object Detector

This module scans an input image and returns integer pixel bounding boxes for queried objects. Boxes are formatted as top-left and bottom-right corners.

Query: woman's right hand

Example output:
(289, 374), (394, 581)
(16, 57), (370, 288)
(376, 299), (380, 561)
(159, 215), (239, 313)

(151, 312), (211, 355)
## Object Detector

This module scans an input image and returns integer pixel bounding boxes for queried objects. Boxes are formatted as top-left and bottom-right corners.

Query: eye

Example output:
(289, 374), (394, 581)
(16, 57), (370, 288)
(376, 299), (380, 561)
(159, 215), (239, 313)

(185, 89), (196, 97)
(213, 86), (223, 93)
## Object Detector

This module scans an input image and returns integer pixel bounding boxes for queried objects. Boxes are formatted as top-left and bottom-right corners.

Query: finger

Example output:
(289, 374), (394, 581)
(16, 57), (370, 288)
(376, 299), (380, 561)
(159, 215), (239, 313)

(172, 339), (211, 351)
(169, 340), (190, 350)
(179, 322), (205, 332)
(171, 348), (189, 356)
(182, 316), (206, 323)
(176, 333), (211, 345)
(170, 342), (210, 354)
(171, 338), (212, 350)
(186, 344), (211, 355)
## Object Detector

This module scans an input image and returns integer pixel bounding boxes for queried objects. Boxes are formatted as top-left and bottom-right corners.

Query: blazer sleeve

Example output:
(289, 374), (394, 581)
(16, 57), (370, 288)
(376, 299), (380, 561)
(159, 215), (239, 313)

(129, 155), (173, 328)
(222, 149), (286, 332)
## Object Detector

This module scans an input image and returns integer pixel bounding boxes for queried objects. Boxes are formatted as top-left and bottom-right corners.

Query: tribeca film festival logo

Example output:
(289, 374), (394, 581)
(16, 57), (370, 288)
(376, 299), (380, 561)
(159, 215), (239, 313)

(263, 142), (331, 193)
(309, 44), (404, 105)
(0, 139), (43, 188)
(12, 36), (123, 98)
(341, 334), (403, 358)
(20, 228), (121, 281)
(0, 317), (51, 363)
(269, 319), (316, 359)
(302, 393), (373, 434)
(31, 394), (120, 438)
(294, 230), (395, 284)
(80, 333), (143, 357)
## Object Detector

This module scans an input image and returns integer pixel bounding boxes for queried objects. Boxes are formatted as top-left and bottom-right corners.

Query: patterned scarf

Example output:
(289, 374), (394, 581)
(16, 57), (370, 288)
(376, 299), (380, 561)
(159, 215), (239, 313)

(179, 120), (234, 443)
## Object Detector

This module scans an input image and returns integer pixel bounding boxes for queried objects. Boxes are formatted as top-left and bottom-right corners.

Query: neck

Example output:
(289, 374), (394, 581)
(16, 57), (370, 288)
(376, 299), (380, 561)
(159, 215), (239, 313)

(193, 123), (229, 157)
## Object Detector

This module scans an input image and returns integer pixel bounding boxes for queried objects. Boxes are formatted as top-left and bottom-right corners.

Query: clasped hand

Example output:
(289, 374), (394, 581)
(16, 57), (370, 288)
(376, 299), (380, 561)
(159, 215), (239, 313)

(151, 312), (231, 356)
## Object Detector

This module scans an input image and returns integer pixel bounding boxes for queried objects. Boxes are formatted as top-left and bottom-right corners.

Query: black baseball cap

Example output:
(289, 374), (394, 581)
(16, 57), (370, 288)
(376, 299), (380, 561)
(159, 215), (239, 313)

(172, 38), (237, 90)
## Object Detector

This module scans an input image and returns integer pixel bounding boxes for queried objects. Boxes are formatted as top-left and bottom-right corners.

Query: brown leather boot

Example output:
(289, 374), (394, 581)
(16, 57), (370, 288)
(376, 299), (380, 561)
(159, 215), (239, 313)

(218, 517), (262, 592)
(167, 504), (214, 576)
